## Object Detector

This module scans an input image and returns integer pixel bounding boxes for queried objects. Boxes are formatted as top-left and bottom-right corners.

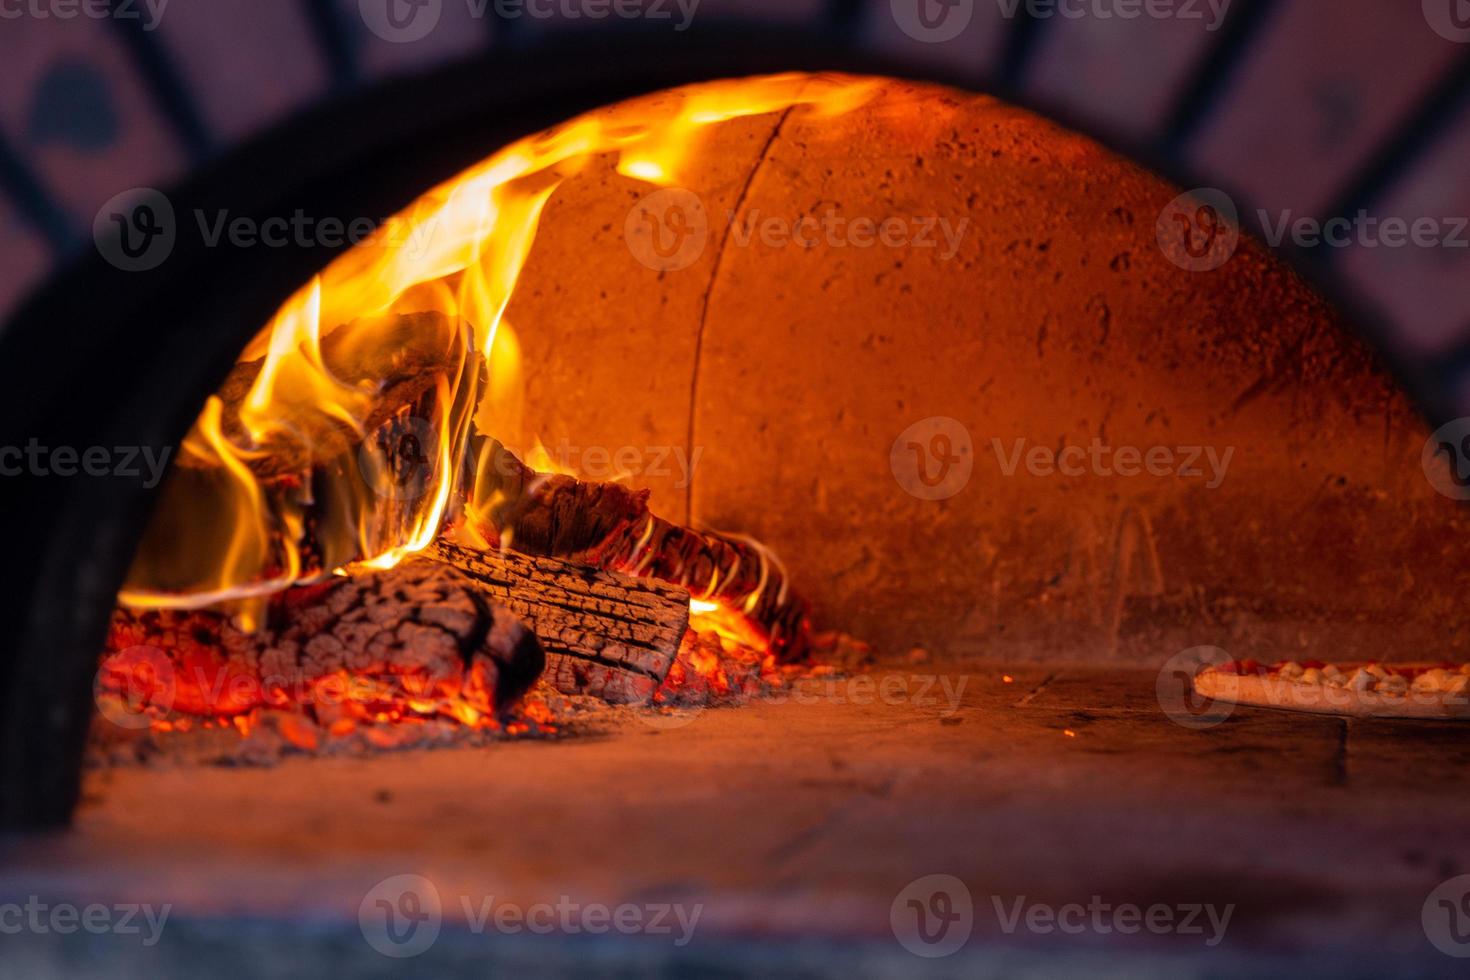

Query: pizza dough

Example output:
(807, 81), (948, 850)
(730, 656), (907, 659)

(1192, 661), (1470, 720)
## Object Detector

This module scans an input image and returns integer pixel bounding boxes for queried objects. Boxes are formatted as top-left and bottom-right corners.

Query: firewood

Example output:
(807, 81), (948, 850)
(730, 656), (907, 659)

(426, 540), (691, 704)
(130, 311), (475, 596)
(177, 311), (467, 479)
(100, 558), (544, 724)
(466, 440), (811, 661)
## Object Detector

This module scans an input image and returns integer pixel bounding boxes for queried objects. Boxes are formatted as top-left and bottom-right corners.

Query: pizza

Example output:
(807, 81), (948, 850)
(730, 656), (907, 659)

(1192, 659), (1470, 719)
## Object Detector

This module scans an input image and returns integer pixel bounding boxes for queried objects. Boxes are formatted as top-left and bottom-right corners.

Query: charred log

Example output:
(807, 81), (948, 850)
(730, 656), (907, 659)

(100, 558), (544, 726)
(427, 540), (690, 704)
(130, 311), (476, 596)
(466, 440), (811, 661)
(176, 311), (466, 479)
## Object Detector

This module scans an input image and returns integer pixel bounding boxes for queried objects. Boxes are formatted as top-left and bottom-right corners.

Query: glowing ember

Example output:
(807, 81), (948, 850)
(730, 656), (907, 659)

(94, 560), (550, 754)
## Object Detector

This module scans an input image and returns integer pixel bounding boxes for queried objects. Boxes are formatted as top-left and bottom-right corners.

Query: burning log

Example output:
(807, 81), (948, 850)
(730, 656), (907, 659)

(466, 441), (812, 662)
(180, 311), (466, 479)
(126, 310), (482, 605)
(100, 559), (545, 732)
(427, 540), (690, 704)
(129, 306), (807, 697)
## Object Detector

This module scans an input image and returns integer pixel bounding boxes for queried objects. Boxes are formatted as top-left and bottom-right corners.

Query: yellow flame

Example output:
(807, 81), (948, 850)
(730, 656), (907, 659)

(119, 73), (881, 616)
(241, 277), (365, 443)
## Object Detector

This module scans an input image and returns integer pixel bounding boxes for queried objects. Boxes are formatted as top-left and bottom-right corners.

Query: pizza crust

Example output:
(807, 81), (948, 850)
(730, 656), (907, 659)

(1194, 669), (1470, 720)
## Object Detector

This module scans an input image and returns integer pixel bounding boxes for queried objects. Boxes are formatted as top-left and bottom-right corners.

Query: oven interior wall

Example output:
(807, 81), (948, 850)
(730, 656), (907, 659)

(493, 79), (1462, 665)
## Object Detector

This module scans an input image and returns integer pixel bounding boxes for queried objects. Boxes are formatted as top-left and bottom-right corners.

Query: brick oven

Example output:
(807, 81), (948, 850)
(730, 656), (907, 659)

(2, 7), (1470, 978)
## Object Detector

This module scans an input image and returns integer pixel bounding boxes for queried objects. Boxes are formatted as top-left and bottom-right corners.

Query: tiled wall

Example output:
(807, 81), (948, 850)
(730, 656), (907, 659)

(1339, 97), (1470, 358)
(860, 0), (1010, 83)
(344, 0), (489, 81)
(152, 0), (332, 145)
(0, 18), (186, 233)
(1183, 0), (1462, 218)
(1024, 13), (1216, 143)
(2, 0), (1467, 410)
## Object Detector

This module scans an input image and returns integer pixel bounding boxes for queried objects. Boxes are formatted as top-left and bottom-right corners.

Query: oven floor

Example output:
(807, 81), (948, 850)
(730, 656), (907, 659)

(6, 665), (1470, 977)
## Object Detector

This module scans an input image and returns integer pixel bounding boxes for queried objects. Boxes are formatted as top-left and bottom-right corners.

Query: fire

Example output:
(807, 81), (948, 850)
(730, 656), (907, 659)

(96, 596), (555, 749)
(119, 73), (880, 622)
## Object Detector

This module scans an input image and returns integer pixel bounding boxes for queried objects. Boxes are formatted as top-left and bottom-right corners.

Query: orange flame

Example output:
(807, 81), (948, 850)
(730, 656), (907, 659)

(119, 74), (880, 619)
